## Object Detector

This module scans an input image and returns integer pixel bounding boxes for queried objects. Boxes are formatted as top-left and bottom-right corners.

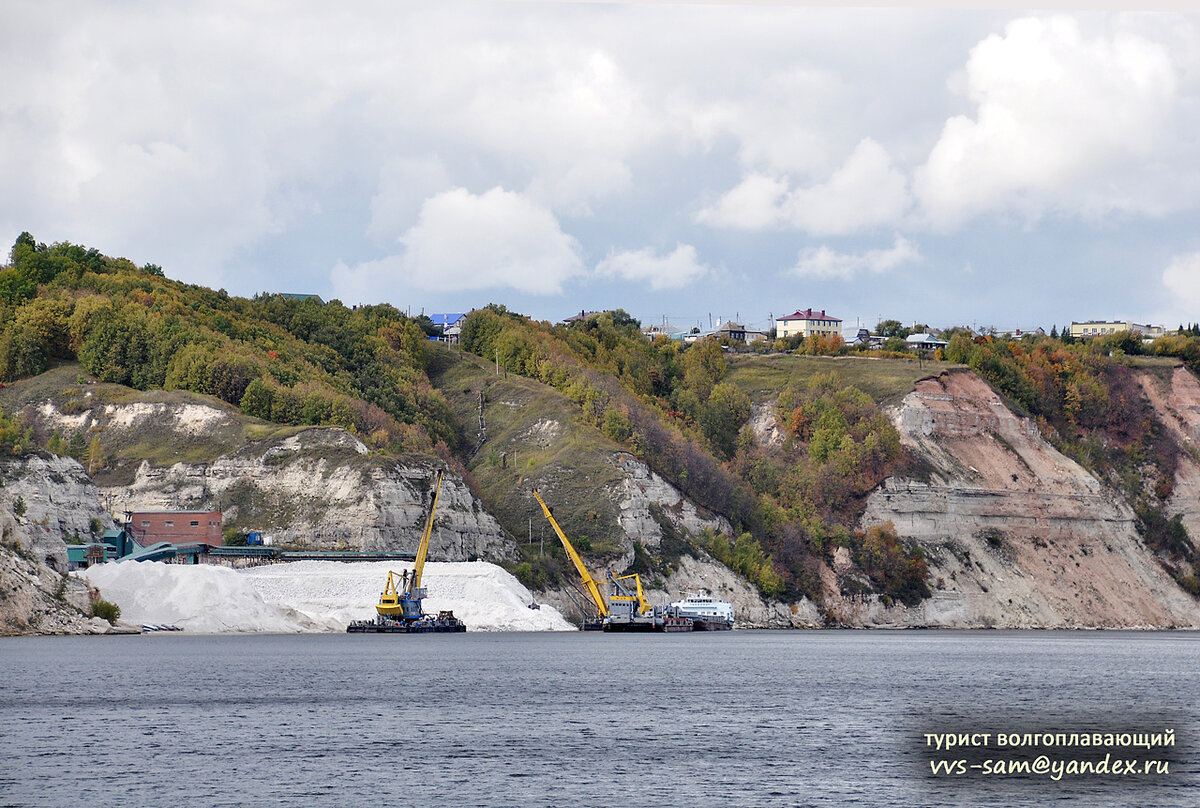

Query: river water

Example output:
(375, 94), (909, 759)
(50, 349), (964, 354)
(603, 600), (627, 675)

(2, 630), (1198, 807)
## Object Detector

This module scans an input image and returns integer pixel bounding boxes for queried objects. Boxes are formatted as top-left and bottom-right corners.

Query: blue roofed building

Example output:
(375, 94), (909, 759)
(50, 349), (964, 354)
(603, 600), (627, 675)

(428, 312), (467, 343)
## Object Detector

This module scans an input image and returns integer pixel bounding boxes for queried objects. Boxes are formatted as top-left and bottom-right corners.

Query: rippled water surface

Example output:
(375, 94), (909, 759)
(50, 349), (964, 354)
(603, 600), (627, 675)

(3, 630), (1198, 807)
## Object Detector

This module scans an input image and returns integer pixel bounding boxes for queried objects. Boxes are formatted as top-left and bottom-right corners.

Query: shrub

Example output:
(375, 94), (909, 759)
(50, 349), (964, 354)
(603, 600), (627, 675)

(91, 599), (121, 624)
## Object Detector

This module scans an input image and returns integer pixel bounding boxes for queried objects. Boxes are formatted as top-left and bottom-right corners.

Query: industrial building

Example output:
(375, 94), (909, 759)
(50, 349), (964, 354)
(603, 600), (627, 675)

(127, 511), (223, 547)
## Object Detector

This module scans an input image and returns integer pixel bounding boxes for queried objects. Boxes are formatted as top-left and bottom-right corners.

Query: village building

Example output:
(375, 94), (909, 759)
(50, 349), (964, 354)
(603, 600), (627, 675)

(776, 309), (842, 340)
(1069, 320), (1165, 339)
(906, 333), (948, 350)
(428, 312), (466, 344)
(562, 309), (605, 324)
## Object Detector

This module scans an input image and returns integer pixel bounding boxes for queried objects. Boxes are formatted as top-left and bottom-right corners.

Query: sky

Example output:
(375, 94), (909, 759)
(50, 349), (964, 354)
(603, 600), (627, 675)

(3, 1), (1200, 336)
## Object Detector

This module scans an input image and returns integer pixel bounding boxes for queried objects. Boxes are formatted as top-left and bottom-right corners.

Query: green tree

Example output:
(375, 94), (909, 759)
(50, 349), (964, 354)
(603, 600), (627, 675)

(602, 407), (633, 443)
(876, 319), (910, 339)
(239, 378), (274, 420)
(681, 337), (726, 401)
(700, 382), (751, 459)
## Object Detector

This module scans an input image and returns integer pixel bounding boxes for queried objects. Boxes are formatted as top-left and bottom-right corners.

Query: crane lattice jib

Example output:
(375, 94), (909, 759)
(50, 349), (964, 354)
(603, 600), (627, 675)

(532, 489), (608, 618)
(410, 470), (444, 593)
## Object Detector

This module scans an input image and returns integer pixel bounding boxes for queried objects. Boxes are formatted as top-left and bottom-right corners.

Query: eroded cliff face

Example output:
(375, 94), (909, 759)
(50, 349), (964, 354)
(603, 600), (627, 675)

(857, 371), (1200, 628)
(35, 399), (515, 561)
(1136, 366), (1200, 546)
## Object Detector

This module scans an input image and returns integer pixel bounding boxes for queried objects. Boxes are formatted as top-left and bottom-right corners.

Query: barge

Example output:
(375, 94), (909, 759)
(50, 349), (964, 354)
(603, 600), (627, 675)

(347, 610), (466, 633)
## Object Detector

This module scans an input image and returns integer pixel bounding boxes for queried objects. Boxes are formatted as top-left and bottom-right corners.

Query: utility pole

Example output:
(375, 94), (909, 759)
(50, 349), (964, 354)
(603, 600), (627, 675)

(495, 347), (500, 376)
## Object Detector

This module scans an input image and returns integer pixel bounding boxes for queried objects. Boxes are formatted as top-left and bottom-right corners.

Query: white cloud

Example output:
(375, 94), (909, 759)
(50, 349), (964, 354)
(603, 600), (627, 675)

(695, 174), (788, 231)
(595, 243), (709, 290)
(915, 15), (1180, 228)
(789, 234), (920, 280)
(697, 139), (910, 235)
(333, 187), (583, 301)
(367, 157), (452, 242)
(1161, 252), (1200, 323)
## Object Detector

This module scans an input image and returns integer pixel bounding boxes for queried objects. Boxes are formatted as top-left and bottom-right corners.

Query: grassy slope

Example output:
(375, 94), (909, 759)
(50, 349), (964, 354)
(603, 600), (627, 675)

(725, 353), (964, 406)
(429, 345), (627, 556)
(0, 362), (314, 485)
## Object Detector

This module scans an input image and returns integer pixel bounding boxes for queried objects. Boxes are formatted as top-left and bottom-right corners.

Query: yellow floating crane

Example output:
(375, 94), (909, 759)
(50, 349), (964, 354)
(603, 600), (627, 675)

(378, 470), (444, 620)
(532, 489), (608, 625)
(608, 572), (650, 615)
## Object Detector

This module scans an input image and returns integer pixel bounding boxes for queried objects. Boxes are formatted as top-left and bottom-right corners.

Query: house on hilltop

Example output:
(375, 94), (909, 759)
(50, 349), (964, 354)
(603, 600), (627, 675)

(1070, 320), (1164, 340)
(428, 312), (466, 344)
(278, 293), (324, 303)
(562, 309), (605, 324)
(906, 333), (948, 350)
(776, 308), (842, 340)
(713, 320), (768, 343)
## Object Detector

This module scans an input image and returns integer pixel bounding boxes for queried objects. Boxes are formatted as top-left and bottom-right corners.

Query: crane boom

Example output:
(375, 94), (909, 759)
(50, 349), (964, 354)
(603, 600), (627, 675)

(532, 489), (608, 618)
(408, 470), (444, 594)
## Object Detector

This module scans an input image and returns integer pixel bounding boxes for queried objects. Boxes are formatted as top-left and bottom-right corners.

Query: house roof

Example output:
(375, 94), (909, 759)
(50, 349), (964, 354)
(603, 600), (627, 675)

(714, 321), (746, 332)
(563, 309), (604, 322)
(778, 308), (841, 322)
(429, 313), (466, 328)
(906, 333), (947, 346)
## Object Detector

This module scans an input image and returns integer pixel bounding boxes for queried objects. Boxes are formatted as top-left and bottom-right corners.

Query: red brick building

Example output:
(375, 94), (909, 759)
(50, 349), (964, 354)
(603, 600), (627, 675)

(128, 510), (223, 547)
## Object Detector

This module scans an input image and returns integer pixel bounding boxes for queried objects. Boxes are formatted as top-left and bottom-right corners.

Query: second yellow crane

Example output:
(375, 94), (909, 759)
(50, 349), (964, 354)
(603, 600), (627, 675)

(532, 489), (660, 632)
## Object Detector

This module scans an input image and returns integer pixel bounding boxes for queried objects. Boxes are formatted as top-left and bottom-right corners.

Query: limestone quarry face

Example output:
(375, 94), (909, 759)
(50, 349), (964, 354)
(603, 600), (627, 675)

(34, 398), (515, 561)
(106, 429), (514, 560)
(858, 371), (1200, 629)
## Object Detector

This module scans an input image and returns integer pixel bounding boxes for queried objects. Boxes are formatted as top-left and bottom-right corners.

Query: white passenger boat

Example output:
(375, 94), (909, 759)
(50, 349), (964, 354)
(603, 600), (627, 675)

(666, 592), (734, 630)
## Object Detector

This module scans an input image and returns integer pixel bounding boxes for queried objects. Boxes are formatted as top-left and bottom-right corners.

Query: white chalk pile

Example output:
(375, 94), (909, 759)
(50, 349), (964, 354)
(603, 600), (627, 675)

(80, 559), (574, 633)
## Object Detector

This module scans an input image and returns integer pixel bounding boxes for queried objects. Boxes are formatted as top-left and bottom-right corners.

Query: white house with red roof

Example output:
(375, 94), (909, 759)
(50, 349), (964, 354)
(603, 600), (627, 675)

(776, 308), (842, 340)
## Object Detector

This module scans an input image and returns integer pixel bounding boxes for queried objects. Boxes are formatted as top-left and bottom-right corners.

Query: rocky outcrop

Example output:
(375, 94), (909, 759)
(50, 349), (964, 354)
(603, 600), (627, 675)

(0, 544), (109, 634)
(749, 400), (785, 450)
(612, 453), (730, 554)
(857, 371), (1200, 628)
(0, 454), (116, 634)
